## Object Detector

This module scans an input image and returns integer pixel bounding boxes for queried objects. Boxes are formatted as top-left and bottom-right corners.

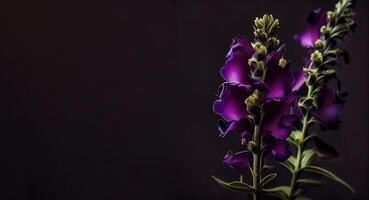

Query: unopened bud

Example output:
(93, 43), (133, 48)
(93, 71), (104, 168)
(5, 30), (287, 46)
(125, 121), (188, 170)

(245, 90), (260, 114)
(252, 42), (267, 55)
(254, 18), (264, 29)
(327, 11), (336, 20)
(310, 50), (323, 63)
(314, 39), (324, 50)
(320, 26), (330, 35)
(248, 57), (258, 66)
(278, 57), (288, 68)
(248, 141), (258, 154)
(267, 37), (280, 49)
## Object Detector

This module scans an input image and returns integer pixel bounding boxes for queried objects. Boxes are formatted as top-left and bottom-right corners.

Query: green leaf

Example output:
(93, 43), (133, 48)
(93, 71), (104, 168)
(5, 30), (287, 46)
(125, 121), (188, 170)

(290, 130), (303, 143)
(263, 186), (290, 199)
(211, 176), (252, 193)
(301, 149), (316, 168)
(261, 173), (277, 187)
(279, 161), (294, 174)
(301, 166), (355, 193)
(297, 178), (323, 186)
(287, 155), (298, 168)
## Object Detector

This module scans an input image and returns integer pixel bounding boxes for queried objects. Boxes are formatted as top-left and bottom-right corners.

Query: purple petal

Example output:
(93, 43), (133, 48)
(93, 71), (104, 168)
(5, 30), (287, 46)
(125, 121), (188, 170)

(264, 46), (295, 99)
(221, 36), (255, 85)
(213, 83), (251, 121)
(223, 150), (252, 170)
(220, 53), (252, 85)
(226, 35), (254, 58)
(280, 114), (299, 127)
(295, 8), (326, 48)
(292, 67), (305, 92)
(269, 139), (291, 161)
(261, 95), (296, 139)
(217, 118), (253, 138)
(312, 86), (343, 125)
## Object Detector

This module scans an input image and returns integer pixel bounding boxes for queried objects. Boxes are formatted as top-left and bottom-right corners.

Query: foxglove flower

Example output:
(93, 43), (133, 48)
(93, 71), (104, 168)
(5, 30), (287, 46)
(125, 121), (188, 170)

(223, 150), (252, 170)
(294, 8), (326, 48)
(311, 86), (344, 130)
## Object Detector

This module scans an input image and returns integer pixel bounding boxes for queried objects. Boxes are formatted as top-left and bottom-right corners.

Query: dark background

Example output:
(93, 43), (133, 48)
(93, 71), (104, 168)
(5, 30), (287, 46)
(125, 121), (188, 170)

(0, 0), (367, 199)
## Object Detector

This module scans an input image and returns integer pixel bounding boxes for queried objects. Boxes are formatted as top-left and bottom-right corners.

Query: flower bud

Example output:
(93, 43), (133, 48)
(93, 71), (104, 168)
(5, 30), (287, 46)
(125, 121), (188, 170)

(248, 141), (258, 154)
(245, 90), (260, 114)
(278, 57), (288, 68)
(327, 11), (336, 20)
(267, 37), (280, 49)
(248, 57), (258, 66)
(252, 42), (267, 55)
(320, 26), (330, 35)
(314, 39), (324, 50)
(254, 17), (264, 29)
(310, 50), (323, 64)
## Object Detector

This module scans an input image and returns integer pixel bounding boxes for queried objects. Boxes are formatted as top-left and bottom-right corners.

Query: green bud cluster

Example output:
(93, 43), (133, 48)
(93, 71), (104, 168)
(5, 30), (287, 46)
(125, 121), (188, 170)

(245, 90), (261, 115)
(253, 14), (280, 50)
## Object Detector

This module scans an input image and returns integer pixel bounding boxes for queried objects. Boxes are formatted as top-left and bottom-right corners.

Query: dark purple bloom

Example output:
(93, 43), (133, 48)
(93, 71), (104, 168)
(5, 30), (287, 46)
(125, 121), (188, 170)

(268, 138), (291, 161)
(213, 83), (253, 138)
(294, 8), (326, 48)
(213, 82), (299, 141)
(223, 150), (252, 170)
(221, 36), (255, 87)
(264, 46), (295, 99)
(292, 67), (306, 92)
(213, 83), (251, 122)
(311, 86), (343, 129)
(261, 95), (298, 139)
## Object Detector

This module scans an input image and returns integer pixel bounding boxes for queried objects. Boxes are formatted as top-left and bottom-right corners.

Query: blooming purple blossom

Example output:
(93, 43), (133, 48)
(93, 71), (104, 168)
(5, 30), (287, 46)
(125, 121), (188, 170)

(311, 86), (344, 129)
(223, 151), (252, 170)
(294, 8), (326, 48)
(213, 35), (301, 167)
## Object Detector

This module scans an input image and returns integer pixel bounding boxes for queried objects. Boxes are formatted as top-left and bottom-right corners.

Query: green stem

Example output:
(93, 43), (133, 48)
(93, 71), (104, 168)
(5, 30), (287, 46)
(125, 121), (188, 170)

(252, 125), (262, 200)
(288, 85), (313, 199)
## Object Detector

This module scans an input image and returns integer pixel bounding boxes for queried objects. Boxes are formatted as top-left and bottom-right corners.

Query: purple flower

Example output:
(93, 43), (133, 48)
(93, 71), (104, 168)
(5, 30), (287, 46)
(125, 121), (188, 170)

(220, 35), (256, 87)
(264, 46), (295, 99)
(311, 86), (343, 129)
(213, 83), (251, 122)
(221, 36), (300, 101)
(261, 95), (298, 139)
(213, 83), (253, 138)
(213, 84), (297, 162)
(223, 150), (252, 170)
(266, 138), (292, 161)
(294, 8), (326, 48)
(292, 67), (306, 92)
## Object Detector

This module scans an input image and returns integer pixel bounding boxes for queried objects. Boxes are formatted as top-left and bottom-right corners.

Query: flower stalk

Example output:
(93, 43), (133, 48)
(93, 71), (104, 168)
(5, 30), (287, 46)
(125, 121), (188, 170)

(285, 0), (356, 199)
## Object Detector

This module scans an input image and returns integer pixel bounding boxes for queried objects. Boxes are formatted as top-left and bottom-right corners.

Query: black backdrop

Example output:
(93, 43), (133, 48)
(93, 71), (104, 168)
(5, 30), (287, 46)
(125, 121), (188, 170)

(0, 0), (368, 199)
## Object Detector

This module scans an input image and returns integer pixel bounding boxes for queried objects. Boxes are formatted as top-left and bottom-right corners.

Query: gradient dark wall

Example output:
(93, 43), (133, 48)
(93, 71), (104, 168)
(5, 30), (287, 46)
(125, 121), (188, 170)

(0, 0), (368, 199)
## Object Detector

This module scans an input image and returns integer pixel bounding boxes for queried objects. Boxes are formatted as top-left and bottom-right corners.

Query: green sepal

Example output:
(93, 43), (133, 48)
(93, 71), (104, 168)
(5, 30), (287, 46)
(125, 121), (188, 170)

(261, 173), (277, 187)
(287, 155), (298, 168)
(301, 166), (355, 194)
(211, 176), (253, 193)
(290, 130), (303, 144)
(301, 148), (316, 168)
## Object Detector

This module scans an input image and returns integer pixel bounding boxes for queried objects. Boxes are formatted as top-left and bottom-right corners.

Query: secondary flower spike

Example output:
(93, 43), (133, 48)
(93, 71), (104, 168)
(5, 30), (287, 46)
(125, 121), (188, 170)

(294, 8), (326, 48)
